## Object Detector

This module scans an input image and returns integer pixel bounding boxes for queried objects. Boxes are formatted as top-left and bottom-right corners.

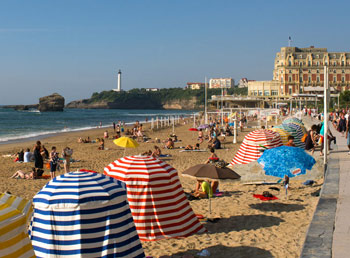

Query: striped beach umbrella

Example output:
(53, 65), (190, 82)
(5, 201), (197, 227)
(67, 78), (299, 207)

(283, 121), (307, 134)
(275, 124), (305, 149)
(29, 171), (144, 258)
(104, 155), (206, 241)
(0, 193), (35, 258)
(270, 127), (291, 145)
(230, 129), (283, 165)
(283, 117), (304, 125)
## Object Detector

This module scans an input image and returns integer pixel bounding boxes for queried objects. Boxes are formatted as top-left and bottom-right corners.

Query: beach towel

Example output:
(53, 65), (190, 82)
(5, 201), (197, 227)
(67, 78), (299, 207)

(253, 194), (278, 201)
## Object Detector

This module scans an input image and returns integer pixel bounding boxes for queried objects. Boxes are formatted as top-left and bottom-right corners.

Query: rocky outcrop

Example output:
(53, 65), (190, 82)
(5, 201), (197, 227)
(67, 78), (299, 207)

(66, 97), (202, 110)
(162, 97), (203, 110)
(38, 93), (65, 112)
(3, 104), (39, 110)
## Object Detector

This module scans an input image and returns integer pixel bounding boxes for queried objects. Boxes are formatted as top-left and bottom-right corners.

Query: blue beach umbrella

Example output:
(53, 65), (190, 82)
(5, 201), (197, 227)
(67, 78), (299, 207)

(257, 146), (316, 178)
(228, 122), (235, 127)
(29, 170), (145, 258)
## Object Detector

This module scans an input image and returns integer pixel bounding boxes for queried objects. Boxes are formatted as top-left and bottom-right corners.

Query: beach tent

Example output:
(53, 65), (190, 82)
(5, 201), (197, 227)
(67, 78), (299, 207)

(270, 127), (291, 145)
(0, 193), (35, 258)
(274, 124), (305, 149)
(29, 171), (144, 258)
(230, 129), (283, 165)
(104, 155), (206, 241)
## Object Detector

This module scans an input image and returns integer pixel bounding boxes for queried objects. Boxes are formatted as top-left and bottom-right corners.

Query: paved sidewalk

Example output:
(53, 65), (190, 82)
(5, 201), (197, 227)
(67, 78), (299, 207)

(331, 127), (350, 258)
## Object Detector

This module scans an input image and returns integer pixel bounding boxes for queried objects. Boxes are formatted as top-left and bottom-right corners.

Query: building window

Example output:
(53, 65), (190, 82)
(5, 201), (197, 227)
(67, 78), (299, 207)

(317, 61), (319, 66)
(289, 76), (292, 82)
(342, 77), (345, 82)
(325, 61), (328, 65)
(289, 87), (292, 94)
(317, 69), (319, 73)
(264, 90), (270, 96)
(299, 62), (302, 66)
(289, 60), (292, 66)
(253, 90), (258, 96)
(334, 70), (336, 73)
(308, 76), (311, 82)
(308, 69), (311, 73)
(342, 60), (345, 66)
(317, 77), (320, 82)
(300, 76), (303, 82)
(289, 70), (292, 73)
(308, 60), (311, 66)
(271, 90), (278, 96)
(342, 70), (345, 73)
(334, 61), (337, 65)
(334, 76), (336, 82)
(258, 90), (263, 96)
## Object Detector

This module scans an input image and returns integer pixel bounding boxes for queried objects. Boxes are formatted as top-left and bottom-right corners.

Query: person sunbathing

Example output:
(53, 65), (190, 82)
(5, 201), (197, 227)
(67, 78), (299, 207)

(205, 148), (219, 164)
(192, 179), (218, 198)
(152, 146), (162, 157)
(165, 138), (174, 149)
(10, 168), (35, 179)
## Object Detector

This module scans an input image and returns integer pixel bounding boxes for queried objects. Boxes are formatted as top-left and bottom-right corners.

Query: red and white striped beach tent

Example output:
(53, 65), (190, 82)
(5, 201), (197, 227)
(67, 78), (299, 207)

(230, 129), (283, 165)
(104, 155), (206, 241)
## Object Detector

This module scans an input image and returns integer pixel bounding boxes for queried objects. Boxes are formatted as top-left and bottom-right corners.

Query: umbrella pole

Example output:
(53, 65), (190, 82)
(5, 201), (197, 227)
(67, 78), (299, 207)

(124, 148), (126, 156)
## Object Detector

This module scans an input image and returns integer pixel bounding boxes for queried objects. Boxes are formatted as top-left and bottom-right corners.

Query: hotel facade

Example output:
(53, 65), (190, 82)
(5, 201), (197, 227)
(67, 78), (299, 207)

(248, 46), (350, 97)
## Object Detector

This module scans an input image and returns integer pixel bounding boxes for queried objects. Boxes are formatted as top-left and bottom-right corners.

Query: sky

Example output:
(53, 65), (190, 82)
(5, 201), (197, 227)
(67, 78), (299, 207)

(0, 0), (349, 104)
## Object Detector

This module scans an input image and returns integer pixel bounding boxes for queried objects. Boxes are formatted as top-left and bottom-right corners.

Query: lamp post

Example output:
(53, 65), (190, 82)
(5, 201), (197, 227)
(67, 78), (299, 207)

(324, 65), (329, 167)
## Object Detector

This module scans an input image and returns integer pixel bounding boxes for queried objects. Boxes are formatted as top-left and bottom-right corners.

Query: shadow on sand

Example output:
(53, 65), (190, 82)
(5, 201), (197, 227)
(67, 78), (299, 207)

(249, 202), (305, 213)
(204, 214), (284, 233)
(172, 244), (273, 258)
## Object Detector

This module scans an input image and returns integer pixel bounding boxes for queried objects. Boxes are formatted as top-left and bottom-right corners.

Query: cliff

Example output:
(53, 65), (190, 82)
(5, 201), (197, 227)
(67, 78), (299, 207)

(39, 93), (65, 112)
(66, 97), (202, 110)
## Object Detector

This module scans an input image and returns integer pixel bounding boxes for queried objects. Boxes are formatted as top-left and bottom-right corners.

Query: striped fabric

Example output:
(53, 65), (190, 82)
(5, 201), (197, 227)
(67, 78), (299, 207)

(270, 127), (291, 145)
(283, 117), (303, 124)
(230, 130), (283, 165)
(275, 124), (305, 149)
(104, 155), (206, 241)
(283, 121), (307, 134)
(0, 193), (35, 258)
(29, 171), (144, 258)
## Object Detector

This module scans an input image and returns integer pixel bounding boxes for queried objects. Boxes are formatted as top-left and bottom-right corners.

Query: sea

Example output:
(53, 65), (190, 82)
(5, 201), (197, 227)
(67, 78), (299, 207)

(0, 108), (196, 144)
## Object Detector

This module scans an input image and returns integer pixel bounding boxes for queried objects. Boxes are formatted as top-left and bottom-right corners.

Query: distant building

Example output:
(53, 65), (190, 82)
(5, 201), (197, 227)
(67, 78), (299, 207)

(273, 46), (350, 95)
(145, 88), (159, 92)
(248, 81), (281, 97)
(209, 78), (234, 89)
(238, 78), (255, 88)
(186, 82), (205, 90)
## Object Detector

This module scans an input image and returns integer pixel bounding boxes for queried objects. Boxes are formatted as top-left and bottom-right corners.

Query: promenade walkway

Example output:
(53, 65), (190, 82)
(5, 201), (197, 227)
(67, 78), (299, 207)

(301, 122), (349, 257)
(331, 127), (350, 257)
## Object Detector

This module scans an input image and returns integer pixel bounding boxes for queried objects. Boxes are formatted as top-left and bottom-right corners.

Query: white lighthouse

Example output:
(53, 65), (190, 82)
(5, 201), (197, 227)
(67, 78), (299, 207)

(114, 69), (122, 92)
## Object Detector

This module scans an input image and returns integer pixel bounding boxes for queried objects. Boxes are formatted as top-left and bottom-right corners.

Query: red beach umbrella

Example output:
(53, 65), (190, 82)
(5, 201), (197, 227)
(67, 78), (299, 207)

(230, 129), (283, 165)
(104, 155), (206, 241)
(189, 128), (198, 131)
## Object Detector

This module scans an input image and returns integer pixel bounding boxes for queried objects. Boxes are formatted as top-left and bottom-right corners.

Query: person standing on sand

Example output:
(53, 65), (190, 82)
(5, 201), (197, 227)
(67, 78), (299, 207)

(62, 147), (73, 173)
(113, 122), (116, 133)
(33, 141), (44, 177)
(49, 146), (59, 179)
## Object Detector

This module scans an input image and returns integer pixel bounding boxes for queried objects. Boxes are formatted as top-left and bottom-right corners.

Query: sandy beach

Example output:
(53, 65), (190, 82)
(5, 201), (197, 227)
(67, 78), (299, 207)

(0, 116), (323, 258)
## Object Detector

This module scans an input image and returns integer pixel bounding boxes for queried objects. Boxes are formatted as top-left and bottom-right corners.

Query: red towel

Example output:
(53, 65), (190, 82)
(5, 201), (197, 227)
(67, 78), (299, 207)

(253, 194), (278, 201)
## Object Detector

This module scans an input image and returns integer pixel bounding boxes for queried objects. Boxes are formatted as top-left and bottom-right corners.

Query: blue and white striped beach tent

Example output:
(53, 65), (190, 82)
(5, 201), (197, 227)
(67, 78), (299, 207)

(29, 170), (145, 258)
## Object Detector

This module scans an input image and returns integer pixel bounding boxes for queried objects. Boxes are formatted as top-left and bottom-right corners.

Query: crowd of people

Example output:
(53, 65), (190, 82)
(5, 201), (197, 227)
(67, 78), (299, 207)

(11, 141), (73, 180)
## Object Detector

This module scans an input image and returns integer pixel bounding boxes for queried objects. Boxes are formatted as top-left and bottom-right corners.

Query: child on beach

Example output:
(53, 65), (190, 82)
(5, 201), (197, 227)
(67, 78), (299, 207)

(286, 136), (296, 147)
(49, 146), (59, 179)
(62, 147), (73, 173)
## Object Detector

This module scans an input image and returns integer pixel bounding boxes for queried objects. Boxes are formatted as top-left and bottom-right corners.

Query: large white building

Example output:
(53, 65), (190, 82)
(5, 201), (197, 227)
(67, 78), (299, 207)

(209, 78), (234, 89)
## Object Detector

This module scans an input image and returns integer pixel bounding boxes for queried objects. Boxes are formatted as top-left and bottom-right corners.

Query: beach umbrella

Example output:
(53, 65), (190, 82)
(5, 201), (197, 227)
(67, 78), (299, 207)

(182, 164), (241, 180)
(29, 171), (144, 258)
(189, 128), (198, 131)
(0, 193), (35, 258)
(257, 146), (316, 178)
(284, 122), (307, 134)
(230, 129), (283, 165)
(197, 124), (209, 130)
(228, 122), (235, 127)
(104, 155), (206, 241)
(114, 137), (139, 155)
(283, 117), (303, 125)
(270, 127), (291, 145)
(182, 164), (241, 215)
(274, 124), (305, 149)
